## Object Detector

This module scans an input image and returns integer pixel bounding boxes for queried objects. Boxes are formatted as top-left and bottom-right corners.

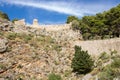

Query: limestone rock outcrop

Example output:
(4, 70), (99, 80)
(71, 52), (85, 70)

(0, 38), (8, 53)
(0, 20), (13, 31)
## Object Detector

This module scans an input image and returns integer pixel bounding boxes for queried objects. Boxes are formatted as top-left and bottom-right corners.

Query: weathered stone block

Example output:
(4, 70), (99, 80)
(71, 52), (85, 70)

(14, 19), (25, 25)
(0, 38), (8, 53)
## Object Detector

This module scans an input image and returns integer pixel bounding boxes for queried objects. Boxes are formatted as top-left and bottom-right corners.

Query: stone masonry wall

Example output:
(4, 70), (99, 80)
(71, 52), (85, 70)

(14, 19), (25, 25)
(15, 19), (71, 32)
(31, 24), (71, 31)
(74, 38), (120, 56)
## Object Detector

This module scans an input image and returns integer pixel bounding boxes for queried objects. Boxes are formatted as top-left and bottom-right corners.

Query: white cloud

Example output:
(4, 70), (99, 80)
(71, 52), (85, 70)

(0, 0), (116, 17)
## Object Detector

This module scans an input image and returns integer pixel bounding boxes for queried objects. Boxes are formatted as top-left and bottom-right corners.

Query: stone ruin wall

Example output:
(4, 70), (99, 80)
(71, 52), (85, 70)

(74, 38), (120, 56)
(36, 24), (71, 31)
(14, 19), (25, 26)
(14, 19), (71, 31)
(31, 19), (71, 31)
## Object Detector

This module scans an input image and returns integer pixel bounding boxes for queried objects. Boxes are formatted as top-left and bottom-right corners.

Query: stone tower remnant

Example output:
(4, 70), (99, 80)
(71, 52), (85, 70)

(14, 19), (25, 25)
(33, 19), (39, 25)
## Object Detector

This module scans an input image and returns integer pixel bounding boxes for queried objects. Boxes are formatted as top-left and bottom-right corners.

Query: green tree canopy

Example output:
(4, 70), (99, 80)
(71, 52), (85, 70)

(0, 11), (10, 20)
(66, 16), (79, 23)
(67, 4), (120, 40)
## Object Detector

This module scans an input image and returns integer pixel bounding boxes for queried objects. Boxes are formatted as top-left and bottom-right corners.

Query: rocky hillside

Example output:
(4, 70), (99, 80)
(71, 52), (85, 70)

(0, 18), (120, 80)
(0, 18), (82, 80)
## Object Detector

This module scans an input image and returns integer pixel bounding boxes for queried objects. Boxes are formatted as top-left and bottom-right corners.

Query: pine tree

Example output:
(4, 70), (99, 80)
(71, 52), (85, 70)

(71, 46), (94, 74)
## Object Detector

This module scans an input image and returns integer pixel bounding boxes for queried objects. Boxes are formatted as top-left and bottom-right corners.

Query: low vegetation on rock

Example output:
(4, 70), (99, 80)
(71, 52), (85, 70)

(48, 73), (62, 80)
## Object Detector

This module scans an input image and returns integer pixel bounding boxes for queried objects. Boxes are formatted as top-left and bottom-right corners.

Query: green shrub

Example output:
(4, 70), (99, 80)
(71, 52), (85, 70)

(0, 31), (3, 36)
(71, 20), (80, 30)
(98, 56), (120, 80)
(99, 52), (109, 60)
(6, 32), (33, 42)
(111, 58), (120, 68)
(98, 65), (116, 80)
(71, 46), (94, 74)
(6, 32), (17, 40)
(0, 64), (6, 70)
(48, 73), (62, 80)
(23, 35), (32, 42)
(110, 50), (118, 59)
(36, 35), (45, 41)
(98, 52), (110, 63)
(64, 70), (72, 77)
(17, 33), (33, 43)
(98, 69), (114, 80)
(53, 45), (62, 52)
(110, 52), (120, 79)
(12, 18), (19, 23)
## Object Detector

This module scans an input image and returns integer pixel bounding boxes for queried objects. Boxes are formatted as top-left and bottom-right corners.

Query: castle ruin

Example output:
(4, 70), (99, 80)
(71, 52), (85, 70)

(33, 19), (39, 26)
(14, 19), (71, 31)
(13, 19), (120, 57)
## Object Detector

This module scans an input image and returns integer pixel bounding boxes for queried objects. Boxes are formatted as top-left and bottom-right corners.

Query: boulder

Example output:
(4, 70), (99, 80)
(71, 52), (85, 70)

(0, 38), (8, 53)
(0, 22), (14, 31)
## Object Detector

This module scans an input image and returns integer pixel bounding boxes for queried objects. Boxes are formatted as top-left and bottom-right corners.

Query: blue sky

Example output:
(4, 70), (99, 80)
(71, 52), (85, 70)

(0, 0), (120, 24)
